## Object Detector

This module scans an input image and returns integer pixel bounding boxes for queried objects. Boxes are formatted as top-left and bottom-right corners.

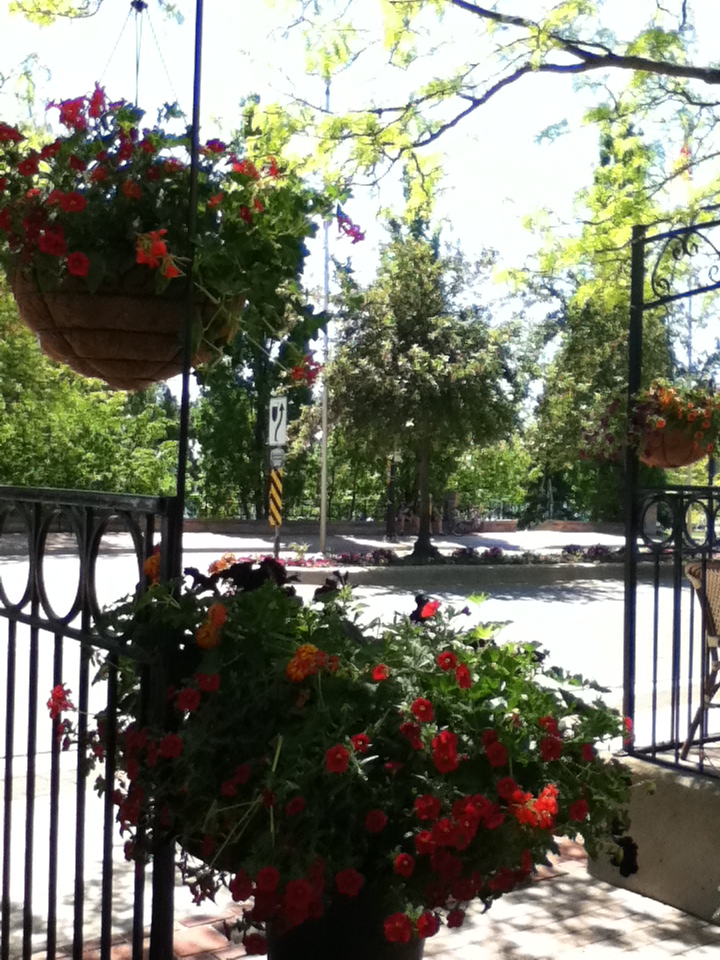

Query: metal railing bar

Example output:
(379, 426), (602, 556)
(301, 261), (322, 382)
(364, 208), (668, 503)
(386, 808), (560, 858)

(72, 643), (90, 960)
(1, 619), (16, 960)
(0, 486), (172, 516)
(22, 624), (39, 960)
(101, 657), (119, 960)
(651, 555), (660, 755)
(47, 631), (64, 960)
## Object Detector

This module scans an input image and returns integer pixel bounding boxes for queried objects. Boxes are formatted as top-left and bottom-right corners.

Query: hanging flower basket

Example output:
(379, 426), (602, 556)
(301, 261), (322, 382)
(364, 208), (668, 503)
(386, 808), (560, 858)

(639, 426), (708, 469)
(10, 270), (239, 391)
(0, 87), (328, 390)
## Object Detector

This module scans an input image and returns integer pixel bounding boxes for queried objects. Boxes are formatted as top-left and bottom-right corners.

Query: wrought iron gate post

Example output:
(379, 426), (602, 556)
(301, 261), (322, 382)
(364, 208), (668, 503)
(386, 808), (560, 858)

(623, 224), (646, 733)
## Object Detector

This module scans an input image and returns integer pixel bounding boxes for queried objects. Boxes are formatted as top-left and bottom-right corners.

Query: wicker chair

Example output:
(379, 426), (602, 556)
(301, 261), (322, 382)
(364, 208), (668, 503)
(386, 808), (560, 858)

(683, 561), (720, 759)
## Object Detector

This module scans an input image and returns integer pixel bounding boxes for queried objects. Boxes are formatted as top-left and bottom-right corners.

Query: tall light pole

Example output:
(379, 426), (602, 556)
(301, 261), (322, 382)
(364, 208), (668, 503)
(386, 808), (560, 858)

(319, 76), (331, 553)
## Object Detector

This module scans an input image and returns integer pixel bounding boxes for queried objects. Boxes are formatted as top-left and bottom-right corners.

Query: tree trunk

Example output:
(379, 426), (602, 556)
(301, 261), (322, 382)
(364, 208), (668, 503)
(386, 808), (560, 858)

(385, 457), (398, 541)
(411, 444), (440, 559)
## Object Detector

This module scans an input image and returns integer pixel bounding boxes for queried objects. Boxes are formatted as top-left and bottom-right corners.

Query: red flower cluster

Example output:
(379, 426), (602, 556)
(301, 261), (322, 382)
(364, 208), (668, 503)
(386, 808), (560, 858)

(289, 354), (323, 387)
(136, 229), (182, 280)
(47, 683), (74, 720)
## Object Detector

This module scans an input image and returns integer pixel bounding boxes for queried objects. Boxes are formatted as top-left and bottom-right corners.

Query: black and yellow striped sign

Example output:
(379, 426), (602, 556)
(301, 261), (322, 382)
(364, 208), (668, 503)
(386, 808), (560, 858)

(269, 468), (283, 527)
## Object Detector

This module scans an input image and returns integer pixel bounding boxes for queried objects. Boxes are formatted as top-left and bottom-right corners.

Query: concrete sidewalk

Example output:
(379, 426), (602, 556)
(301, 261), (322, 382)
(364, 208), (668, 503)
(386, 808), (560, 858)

(68, 841), (720, 959)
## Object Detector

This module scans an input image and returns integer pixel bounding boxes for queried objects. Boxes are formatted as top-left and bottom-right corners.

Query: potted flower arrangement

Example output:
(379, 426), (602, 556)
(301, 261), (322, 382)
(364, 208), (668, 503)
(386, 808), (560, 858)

(0, 86), (328, 390)
(74, 556), (631, 958)
(583, 378), (720, 468)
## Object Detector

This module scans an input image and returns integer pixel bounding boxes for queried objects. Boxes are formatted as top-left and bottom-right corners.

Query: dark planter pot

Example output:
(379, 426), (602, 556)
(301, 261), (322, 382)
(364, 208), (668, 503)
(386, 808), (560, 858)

(266, 891), (425, 960)
(639, 427), (708, 469)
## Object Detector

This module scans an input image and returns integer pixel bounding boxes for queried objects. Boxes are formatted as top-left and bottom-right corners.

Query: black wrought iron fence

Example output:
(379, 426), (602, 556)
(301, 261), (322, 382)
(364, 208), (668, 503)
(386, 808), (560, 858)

(0, 486), (176, 960)
(626, 485), (720, 776)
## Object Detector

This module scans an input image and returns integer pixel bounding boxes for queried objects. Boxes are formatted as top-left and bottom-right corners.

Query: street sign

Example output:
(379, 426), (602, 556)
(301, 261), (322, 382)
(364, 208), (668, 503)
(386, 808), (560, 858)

(269, 468), (283, 527)
(269, 446), (286, 469)
(268, 395), (288, 446)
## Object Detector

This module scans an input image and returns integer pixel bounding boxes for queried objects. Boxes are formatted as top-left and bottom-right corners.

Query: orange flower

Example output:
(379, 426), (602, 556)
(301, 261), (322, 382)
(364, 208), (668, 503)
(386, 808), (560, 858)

(196, 622), (221, 650)
(655, 418), (666, 430)
(286, 644), (325, 681)
(208, 603), (227, 628)
(208, 553), (236, 574)
(143, 548), (161, 584)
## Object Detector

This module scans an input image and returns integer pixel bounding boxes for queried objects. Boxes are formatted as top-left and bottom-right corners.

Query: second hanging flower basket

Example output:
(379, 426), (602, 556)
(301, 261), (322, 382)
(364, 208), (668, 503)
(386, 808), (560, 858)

(639, 426), (709, 469)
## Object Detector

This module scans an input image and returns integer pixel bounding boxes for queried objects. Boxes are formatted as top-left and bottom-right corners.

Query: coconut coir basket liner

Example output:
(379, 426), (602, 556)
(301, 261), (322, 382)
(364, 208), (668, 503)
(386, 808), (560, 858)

(11, 271), (212, 392)
(639, 427), (708, 469)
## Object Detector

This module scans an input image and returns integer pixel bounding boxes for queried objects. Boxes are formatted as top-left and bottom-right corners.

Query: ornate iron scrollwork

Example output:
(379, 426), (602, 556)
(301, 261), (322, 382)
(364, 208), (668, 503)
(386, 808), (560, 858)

(648, 218), (720, 308)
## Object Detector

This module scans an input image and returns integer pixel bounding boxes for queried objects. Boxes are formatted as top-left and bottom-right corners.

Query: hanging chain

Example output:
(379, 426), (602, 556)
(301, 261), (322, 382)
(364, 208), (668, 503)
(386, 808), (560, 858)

(134, 1), (144, 106)
(146, 6), (181, 106)
(97, 6), (133, 87)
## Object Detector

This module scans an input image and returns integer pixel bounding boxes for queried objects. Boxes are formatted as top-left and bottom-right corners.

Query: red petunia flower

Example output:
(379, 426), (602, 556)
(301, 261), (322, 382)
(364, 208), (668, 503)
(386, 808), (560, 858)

(176, 687), (201, 712)
(411, 698), (434, 723)
(47, 683), (75, 719)
(350, 733), (370, 753)
(365, 809), (388, 833)
(17, 155), (39, 176)
(229, 869), (252, 902)
(38, 230), (67, 257)
(194, 673), (221, 692)
(66, 251), (90, 277)
(285, 796), (306, 817)
(335, 867), (364, 897)
(496, 776), (518, 800)
(486, 741), (508, 768)
(569, 798), (589, 821)
(58, 191), (87, 213)
(420, 600), (441, 619)
(393, 853), (415, 877)
(414, 830), (436, 855)
(455, 663), (472, 689)
(372, 663), (390, 681)
(539, 715), (559, 736)
(540, 735), (563, 762)
(437, 650), (458, 671)
(447, 908), (465, 928)
(243, 933), (268, 955)
(400, 721), (423, 750)
(325, 744), (350, 773)
(384, 913), (412, 944)
(416, 912), (439, 939)
(256, 866), (280, 893)
(414, 794), (442, 821)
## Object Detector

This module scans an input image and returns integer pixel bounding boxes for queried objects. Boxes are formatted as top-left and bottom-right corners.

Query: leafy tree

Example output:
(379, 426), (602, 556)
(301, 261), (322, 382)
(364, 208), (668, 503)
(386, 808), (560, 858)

(328, 222), (520, 556)
(522, 112), (680, 519)
(283, 1), (720, 193)
(446, 436), (532, 512)
(0, 280), (178, 493)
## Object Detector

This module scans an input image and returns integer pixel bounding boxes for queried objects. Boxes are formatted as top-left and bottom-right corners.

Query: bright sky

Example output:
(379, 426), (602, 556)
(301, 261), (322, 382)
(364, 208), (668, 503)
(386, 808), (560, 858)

(2, 0), (717, 365)
(0, 0), (602, 287)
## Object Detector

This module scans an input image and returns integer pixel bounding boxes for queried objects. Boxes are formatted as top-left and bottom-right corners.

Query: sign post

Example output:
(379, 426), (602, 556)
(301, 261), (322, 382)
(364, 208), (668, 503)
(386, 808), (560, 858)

(268, 395), (288, 558)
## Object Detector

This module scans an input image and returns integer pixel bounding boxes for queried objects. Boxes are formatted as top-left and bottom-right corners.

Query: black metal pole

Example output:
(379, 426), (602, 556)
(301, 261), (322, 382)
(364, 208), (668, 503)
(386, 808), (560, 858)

(623, 224), (646, 736)
(151, 2), (204, 956)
